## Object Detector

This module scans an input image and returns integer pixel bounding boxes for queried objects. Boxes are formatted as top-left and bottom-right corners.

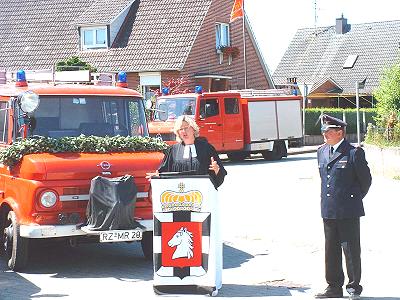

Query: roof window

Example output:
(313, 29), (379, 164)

(81, 27), (108, 50)
(343, 55), (358, 69)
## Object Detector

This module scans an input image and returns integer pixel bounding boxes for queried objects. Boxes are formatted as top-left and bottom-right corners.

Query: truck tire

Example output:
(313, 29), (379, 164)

(3, 211), (29, 271)
(141, 231), (153, 261)
(227, 152), (247, 161)
(261, 141), (287, 161)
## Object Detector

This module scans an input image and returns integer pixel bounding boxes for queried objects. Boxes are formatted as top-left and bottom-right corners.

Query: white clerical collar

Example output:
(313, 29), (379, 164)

(183, 144), (197, 159)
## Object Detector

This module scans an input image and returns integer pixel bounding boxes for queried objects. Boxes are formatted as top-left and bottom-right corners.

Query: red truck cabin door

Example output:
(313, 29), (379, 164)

(221, 97), (244, 151)
(197, 97), (223, 150)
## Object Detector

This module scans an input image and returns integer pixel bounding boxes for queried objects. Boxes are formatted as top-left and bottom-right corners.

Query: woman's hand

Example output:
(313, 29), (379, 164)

(146, 170), (159, 181)
(209, 157), (220, 175)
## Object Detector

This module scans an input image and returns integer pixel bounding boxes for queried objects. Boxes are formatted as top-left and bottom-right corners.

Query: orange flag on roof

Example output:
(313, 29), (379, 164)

(230, 0), (244, 23)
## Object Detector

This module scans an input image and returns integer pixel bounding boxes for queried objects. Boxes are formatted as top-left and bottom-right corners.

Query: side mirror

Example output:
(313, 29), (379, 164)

(18, 91), (40, 113)
(158, 103), (168, 121)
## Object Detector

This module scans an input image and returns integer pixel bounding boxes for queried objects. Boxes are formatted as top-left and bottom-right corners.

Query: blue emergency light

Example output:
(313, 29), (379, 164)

(117, 71), (127, 83)
(116, 71), (128, 87)
(195, 85), (203, 94)
(162, 87), (170, 95)
(16, 69), (28, 87)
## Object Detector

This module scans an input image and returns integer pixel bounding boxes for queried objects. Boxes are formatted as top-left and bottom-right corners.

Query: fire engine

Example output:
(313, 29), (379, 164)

(0, 70), (165, 270)
(148, 87), (303, 161)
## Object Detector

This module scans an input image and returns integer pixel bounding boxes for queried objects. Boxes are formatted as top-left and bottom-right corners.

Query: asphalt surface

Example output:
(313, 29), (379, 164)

(1, 148), (399, 300)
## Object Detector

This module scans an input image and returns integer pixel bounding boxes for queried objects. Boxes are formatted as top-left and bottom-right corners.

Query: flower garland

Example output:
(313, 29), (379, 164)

(0, 135), (168, 167)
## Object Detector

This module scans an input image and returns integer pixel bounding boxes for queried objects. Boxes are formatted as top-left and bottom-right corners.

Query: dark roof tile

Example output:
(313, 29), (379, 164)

(273, 20), (400, 93)
(0, 0), (212, 72)
(74, 0), (134, 25)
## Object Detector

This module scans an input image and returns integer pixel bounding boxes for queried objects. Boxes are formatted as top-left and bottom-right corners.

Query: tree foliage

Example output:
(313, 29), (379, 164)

(56, 56), (97, 72)
(373, 61), (400, 127)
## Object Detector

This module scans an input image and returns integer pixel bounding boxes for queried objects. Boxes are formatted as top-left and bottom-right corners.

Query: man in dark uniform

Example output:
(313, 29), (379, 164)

(315, 114), (372, 299)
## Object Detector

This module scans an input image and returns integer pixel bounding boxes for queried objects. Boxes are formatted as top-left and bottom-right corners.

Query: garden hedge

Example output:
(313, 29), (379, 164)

(304, 108), (377, 135)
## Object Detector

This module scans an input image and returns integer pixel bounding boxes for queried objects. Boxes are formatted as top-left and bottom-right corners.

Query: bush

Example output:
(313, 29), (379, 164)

(365, 123), (400, 147)
(56, 56), (97, 72)
(304, 108), (377, 135)
(368, 60), (400, 146)
(373, 62), (400, 127)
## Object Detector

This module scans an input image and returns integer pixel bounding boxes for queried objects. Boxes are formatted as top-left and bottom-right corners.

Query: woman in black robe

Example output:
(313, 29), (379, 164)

(154, 115), (227, 189)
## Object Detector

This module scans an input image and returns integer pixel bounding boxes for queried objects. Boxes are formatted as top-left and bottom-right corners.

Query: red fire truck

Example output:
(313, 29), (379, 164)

(0, 70), (165, 270)
(148, 88), (303, 161)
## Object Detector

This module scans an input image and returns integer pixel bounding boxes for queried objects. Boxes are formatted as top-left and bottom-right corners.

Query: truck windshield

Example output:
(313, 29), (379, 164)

(29, 96), (148, 138)
(154, 97), (196, 121)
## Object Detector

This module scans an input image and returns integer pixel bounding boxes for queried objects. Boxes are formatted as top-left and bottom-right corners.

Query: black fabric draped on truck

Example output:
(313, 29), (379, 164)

(85, 175), (142, 231)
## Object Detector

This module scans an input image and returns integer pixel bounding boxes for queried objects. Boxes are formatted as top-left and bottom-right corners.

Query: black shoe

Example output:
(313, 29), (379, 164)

(347, 288), (361, 299)
(315, 287), (343, 298)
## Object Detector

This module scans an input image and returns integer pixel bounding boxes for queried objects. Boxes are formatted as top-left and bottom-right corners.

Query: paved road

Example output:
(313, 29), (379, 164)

(1, 152), (399, 299)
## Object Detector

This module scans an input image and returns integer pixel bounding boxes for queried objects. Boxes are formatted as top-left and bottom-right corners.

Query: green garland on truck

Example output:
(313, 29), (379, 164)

(0, 135), (169, 167)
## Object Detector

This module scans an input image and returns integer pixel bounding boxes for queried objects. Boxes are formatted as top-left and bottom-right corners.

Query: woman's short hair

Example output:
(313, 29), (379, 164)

(173, 115), (200, 142)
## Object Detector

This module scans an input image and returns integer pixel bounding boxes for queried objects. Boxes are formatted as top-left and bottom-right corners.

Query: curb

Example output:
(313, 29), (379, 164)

(287, 146), (319, 156)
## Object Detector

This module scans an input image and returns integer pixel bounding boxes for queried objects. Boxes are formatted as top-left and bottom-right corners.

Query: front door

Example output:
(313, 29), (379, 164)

(197, 97), (223, 151)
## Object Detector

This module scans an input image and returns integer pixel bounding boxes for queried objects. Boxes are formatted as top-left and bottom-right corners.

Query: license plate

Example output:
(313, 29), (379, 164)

(99, 229), (143, 243)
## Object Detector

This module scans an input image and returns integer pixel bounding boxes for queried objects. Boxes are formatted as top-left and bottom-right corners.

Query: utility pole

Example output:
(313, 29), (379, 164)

(242, 1), (247, 89)
(355, 82), (361, 146)
(355, 79), (366, 146)
(302, 84), (308, 146)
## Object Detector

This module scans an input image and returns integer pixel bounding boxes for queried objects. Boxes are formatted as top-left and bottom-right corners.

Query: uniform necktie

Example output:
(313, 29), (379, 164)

(330, 146), (334, 158)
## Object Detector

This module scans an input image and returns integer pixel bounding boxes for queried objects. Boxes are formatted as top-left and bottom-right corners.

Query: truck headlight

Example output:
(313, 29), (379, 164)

(40, 191), (57, 208)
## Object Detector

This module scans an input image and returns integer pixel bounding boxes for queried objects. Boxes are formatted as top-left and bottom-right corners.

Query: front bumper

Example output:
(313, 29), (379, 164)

(19, 219), (153, 239)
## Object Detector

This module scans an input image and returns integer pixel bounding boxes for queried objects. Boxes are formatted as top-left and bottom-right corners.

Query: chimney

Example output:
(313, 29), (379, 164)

(336, 14), (351, 34)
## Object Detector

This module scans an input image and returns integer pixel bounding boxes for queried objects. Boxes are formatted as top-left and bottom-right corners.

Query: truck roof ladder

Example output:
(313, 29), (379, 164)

(230, 89), (292, 98)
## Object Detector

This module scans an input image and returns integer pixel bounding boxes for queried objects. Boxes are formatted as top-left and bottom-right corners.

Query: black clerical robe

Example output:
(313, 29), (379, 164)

(158, 137), (227, 189)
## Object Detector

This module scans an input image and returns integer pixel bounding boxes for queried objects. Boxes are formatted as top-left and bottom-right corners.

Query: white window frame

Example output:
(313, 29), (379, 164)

(215, 23), (230, 49)
(139, 72), (161, 101)
(0, 103), (9, 143)
(81, 26), (108, 50)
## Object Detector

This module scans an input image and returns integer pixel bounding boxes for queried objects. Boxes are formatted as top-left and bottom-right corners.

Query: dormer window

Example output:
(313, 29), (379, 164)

(216, 23), (230, 49)
(81, 27), (108, 50)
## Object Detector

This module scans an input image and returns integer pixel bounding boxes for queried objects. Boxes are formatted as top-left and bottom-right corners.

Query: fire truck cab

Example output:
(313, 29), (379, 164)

(149, 88), (303, 161)
(0, 70), (164, 270)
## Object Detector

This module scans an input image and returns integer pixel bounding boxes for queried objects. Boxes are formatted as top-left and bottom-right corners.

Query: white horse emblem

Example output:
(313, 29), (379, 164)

(168, 227), (194, 259)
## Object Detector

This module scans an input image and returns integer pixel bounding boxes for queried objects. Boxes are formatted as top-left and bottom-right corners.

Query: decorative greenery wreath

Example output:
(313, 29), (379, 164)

(0, 135), (168, 167)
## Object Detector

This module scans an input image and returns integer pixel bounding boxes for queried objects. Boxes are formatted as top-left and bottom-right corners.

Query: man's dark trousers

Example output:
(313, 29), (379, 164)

(323, 218), (362, 294)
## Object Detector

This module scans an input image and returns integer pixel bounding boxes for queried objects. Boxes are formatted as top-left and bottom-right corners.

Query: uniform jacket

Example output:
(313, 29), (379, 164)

(317, 139), (372, 219)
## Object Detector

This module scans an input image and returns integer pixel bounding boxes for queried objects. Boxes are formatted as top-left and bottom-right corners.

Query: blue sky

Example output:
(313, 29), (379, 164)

(245, 0), (400, 73)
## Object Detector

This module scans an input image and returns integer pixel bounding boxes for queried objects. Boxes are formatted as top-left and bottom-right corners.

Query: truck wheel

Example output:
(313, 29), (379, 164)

(227, 152), (247, 161)
(262, 141), (287, 161)
(141, 231), (153, 261)
(3, 211), (29, 271)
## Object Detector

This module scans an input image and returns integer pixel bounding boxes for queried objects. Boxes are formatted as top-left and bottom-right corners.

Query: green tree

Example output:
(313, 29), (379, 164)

(56, 56), (97, 72)
(373, 61), (400, 127)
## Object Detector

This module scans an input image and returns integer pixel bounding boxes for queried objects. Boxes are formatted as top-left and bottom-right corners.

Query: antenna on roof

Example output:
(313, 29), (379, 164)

(314, 0), (318, 35)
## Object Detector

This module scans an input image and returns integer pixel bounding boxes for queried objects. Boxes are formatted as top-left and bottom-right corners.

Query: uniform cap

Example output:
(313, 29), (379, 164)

(320, 114), (347, 131)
